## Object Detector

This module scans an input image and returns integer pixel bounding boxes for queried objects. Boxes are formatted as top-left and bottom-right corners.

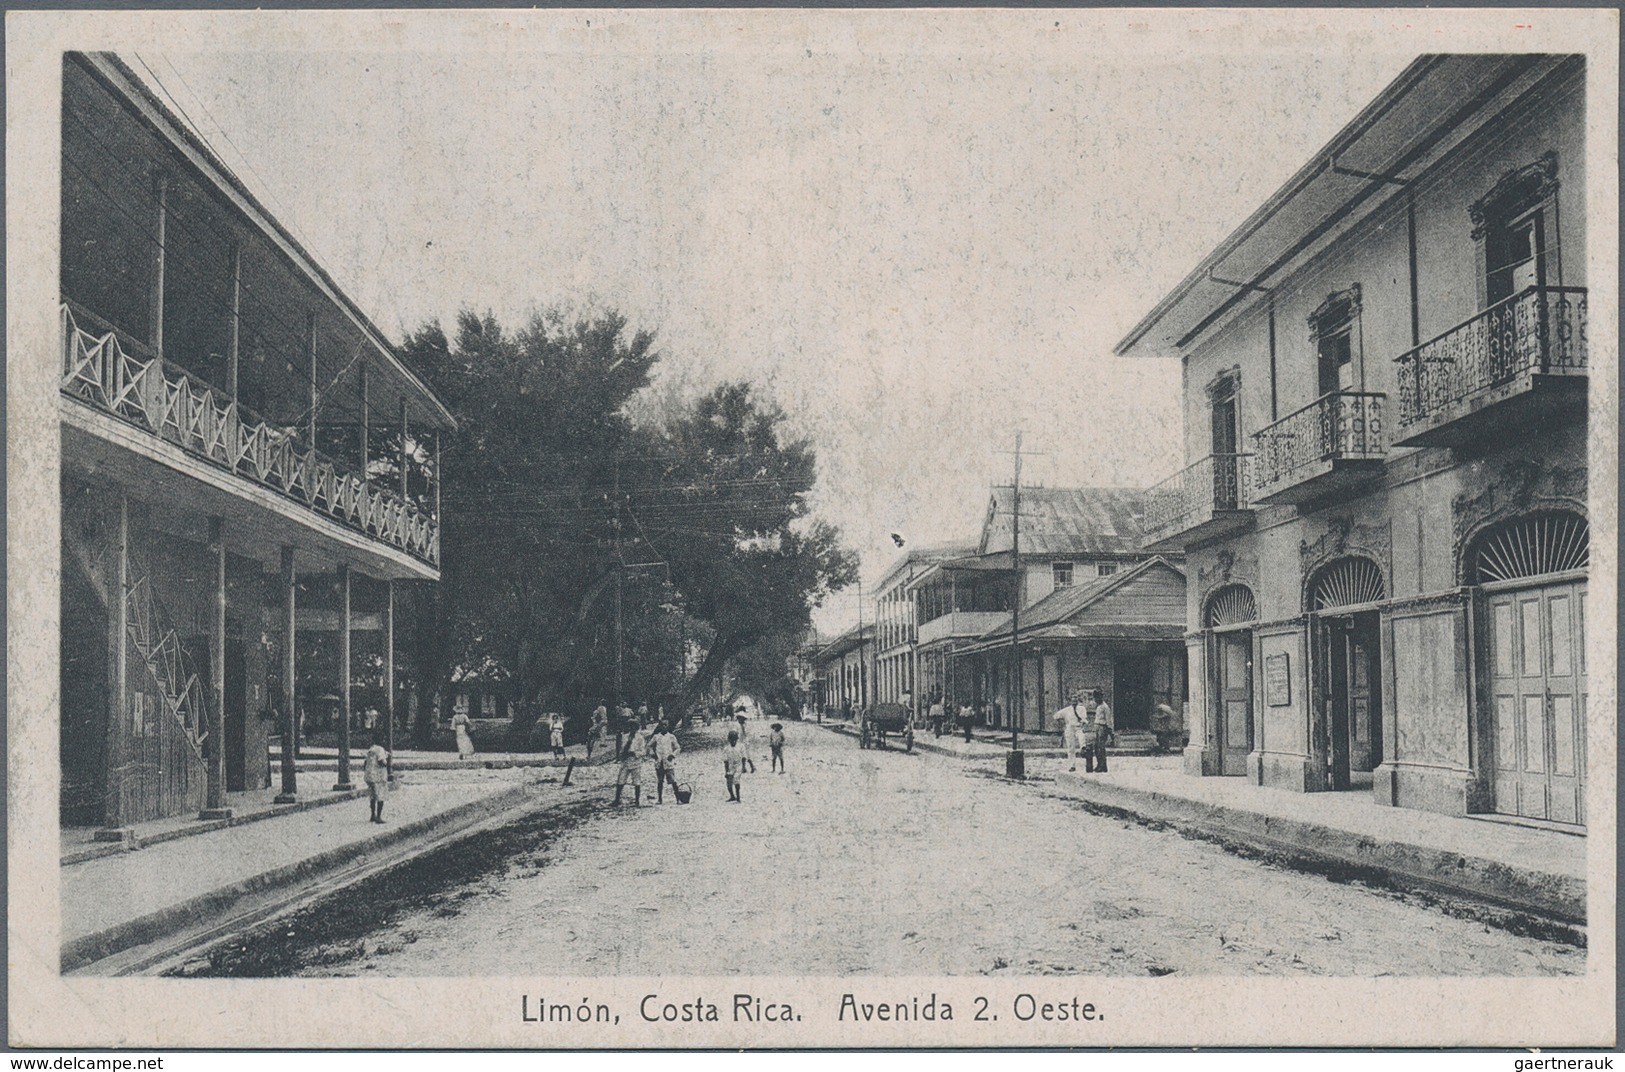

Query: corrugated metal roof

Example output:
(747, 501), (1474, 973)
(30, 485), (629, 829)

(979, 486), (1152, 556)
(873, 540), (980, 589)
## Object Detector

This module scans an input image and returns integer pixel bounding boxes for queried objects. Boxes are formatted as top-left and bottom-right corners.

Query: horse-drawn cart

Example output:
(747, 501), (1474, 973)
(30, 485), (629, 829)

(858, 702), (914, 752)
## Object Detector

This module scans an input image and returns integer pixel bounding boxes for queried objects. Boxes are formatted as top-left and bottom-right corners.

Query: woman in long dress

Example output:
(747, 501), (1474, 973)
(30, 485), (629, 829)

(453, 709), (476, 760)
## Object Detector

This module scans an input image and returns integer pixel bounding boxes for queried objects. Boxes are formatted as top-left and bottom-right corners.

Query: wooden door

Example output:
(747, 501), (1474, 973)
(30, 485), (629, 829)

(1215, 631), (1252, 776)
(1489, 581), (1587, 823)
(1345, 614), (1382, 775)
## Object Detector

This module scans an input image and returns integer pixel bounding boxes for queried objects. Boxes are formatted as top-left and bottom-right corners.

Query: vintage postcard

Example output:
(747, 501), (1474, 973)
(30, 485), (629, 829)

(6, 6), (1617, 1050)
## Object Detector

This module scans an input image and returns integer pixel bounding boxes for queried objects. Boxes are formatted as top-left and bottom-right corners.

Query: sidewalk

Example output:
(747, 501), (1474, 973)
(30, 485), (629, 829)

(279, 745), (612, 773)
(810, 720), (1586, 923)
(1039, 754), (1586, 923)
(60, 769), (575, 972)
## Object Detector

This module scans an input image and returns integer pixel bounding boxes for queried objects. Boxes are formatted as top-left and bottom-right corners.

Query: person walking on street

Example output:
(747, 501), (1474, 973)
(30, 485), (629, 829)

(588, 702), (608, 760)
(614, 719), (652, 806)
(616, 703), (635, 759)
(1056, 694), (1086, 771)
(928, 695), (945, 738)
(363, 730), (390, 823)
(959, 700), (974, 743)
(768, 722), (786, 773)
(452, 705), (476, 761)
(1088, 688), (1114, 773)
(734, 713), (757, 773)
(723, 730), (746, 802)
(652, 720), (682, 803)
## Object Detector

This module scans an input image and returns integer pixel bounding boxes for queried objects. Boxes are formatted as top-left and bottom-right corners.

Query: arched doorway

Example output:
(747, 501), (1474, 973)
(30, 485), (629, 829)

(1471, 511), (1588, 825)
(1308, 557), (1385, 790)
(1206, 584), (1257, 776)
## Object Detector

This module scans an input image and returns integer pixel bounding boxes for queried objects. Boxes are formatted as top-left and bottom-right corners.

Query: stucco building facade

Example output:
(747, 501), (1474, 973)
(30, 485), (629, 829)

(1118, 56), (1591, 826)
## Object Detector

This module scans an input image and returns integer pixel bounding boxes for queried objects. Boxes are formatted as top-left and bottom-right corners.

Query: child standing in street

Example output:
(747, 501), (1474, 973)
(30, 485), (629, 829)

(549, 716), (566, 760)
(723, 730), (745, 802)
(733, 713), (757, 773)
(363, 731), (390, 823)
(768, 722), (786, 773)
(652, 721), (682, 803)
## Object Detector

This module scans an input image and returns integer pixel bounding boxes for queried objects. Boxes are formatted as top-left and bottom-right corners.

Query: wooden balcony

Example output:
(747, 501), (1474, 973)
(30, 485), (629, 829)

(1393, 286), (1587, 448)
(917, 610), (1009, 647)
(1250, 391), (1386, 506)
(59, 302), (440, 568)
(1140, 453), (1255, 551)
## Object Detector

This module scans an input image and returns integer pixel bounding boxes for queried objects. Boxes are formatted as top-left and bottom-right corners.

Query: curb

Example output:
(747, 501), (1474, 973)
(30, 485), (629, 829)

(61, 787), (374, 867)
(1050, 771), (1585, 923)
(60, 783), (533, 972)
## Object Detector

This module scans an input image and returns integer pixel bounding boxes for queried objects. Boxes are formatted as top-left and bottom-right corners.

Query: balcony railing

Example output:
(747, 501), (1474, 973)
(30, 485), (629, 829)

(60, 302), (439, 567)
(1142, 453), (1252, 544)
(1394, 285), (1587, 433)
(917, 610), (1009, 647)
(1250, 390), (1385, 500)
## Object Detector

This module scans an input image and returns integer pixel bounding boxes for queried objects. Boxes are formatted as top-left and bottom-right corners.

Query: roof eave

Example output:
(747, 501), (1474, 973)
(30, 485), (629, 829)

(1112, 54), (1449, 359)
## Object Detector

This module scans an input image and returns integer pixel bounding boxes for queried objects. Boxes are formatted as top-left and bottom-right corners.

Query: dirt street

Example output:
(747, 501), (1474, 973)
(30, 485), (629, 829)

(176, 719), (1583, 977)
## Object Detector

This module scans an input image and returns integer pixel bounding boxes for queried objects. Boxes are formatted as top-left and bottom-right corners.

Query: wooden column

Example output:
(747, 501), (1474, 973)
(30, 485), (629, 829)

(275, 545), (300, 803)
(97, 492), (132, 839)
(385, 578), (396, 782)
(149, 173), (167, 361)
(201, 516), (233, 818)
(306, 312), (318, 448)
(399, 401), (409, 499)
(334, 564), (355, 790)
(433, 430), (442, 520)
(359, 364), (370, 481)
(227, 243), (241, 401)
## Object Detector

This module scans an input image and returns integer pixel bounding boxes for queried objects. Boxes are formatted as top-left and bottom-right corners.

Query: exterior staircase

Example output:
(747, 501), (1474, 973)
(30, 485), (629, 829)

(124, 576), (209, 759)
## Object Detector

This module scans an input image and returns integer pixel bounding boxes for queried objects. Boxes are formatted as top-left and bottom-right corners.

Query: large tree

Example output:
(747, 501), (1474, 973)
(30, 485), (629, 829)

(400, 309), (854, 736)
(625, 382), (855, 709)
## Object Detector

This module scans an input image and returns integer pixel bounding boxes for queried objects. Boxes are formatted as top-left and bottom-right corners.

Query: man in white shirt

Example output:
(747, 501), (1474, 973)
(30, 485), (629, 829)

(1055, 695), (1087, 772)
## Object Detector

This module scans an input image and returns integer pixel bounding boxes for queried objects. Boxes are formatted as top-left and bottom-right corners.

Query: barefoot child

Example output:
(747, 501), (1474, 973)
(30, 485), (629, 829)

(363, 731), (390, 823)
(769, 722), (786, 773)
(723, 730), (745, 802)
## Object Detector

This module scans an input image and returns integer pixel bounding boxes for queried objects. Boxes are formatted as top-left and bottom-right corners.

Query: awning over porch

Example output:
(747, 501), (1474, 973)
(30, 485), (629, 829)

(957, 556), (1188, 654)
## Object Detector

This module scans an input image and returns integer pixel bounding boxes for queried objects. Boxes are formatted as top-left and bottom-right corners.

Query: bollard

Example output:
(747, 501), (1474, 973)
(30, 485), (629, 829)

(1005, 750), (1025, 780)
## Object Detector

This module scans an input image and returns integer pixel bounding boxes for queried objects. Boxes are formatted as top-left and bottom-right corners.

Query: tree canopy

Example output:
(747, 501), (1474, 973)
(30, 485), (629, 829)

(400, 307), (855, 733)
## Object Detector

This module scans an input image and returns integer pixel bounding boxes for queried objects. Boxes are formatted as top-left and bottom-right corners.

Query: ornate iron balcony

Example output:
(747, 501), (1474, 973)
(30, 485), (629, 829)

(1141, 453), (1253, 549)
(1394, 285), (1587, 446)
(60, 302), (440, 567)
(1250, 391), (1385, 505)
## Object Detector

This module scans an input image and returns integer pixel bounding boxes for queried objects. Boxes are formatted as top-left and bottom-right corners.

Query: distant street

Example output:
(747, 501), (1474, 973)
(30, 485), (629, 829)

(177, 720), (1583, 978)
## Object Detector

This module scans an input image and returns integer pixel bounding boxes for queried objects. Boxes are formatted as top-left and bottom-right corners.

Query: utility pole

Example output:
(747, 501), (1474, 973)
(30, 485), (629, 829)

(613, 455), (624, 712)
(1007, 432), (1025, 778)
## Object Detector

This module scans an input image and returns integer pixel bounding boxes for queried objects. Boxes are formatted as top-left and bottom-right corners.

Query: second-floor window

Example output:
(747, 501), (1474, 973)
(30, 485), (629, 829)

(1053, 562), (1073, 588)
(1472, 152), (1561, 307)
(1310, 286), (1361, 397)
(1486, 208), (1545, 303)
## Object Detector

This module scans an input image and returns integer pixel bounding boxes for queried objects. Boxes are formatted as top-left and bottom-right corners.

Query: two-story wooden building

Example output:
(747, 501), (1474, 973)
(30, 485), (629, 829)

(906, 486), (1182, 730)
(59, 53), (454, 833)
(1117, 56), (1590, 827)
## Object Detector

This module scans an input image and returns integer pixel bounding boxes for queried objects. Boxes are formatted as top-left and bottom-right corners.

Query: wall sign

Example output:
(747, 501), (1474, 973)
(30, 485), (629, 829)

(1264, 653), (1292, 707)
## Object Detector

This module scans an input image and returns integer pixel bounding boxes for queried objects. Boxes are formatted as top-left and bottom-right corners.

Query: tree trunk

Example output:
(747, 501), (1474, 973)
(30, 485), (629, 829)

(678, 633), (745, 713)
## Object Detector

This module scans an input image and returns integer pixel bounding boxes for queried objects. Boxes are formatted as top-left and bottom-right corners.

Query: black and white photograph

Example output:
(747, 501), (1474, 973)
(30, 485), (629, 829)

(6, 6), (1616, 1050)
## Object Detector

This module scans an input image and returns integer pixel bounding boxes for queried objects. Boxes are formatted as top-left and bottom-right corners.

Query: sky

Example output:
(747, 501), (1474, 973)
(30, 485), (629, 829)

(126, 15), (1416, 635)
